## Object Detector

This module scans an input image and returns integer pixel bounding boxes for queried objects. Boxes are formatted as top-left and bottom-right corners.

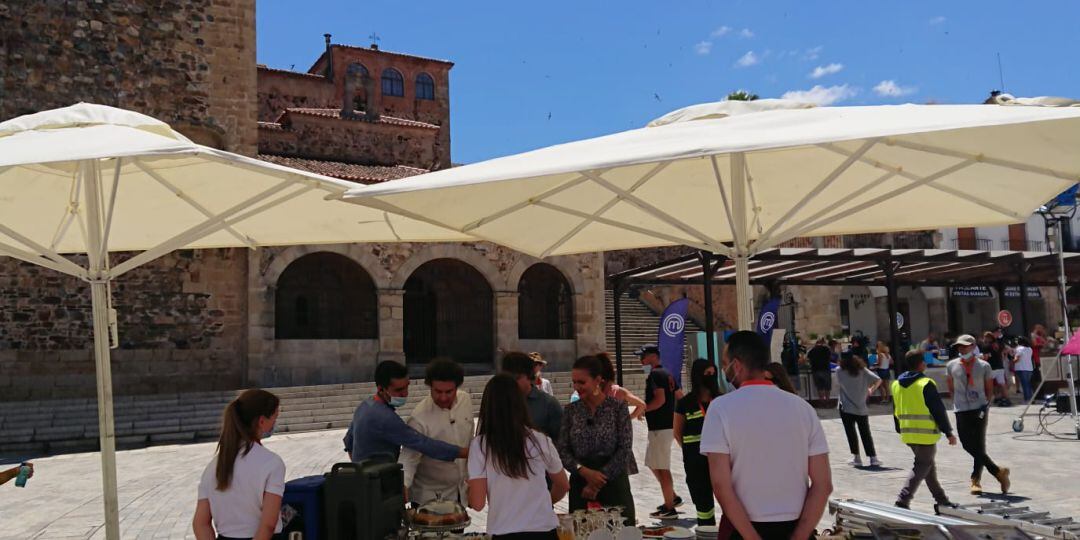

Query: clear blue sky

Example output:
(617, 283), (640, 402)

(258, 1), (1080, 165)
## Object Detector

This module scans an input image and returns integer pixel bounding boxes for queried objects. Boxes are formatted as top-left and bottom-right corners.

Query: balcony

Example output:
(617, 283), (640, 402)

(842, 232), (937, 249)
(947, 238), (1049, 251)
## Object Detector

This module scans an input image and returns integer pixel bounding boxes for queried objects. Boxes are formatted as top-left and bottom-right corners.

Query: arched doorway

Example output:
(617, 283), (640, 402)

(404, 259), (494, 365)
(518, 263), (574, 339)
(275, 252), (378, 339)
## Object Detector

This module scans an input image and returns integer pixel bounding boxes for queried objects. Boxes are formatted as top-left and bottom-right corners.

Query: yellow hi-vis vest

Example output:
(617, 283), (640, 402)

(891, 376), (941, 445)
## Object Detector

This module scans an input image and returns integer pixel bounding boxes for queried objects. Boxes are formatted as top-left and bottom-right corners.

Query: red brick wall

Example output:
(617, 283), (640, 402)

(315, 46), (453, 169)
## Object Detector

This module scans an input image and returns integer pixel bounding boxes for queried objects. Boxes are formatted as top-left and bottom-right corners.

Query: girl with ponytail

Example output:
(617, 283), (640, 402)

(193, 389), (284, 540)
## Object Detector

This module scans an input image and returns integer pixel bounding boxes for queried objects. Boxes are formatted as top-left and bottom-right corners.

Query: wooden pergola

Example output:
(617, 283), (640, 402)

(607, 247), (1080, 383)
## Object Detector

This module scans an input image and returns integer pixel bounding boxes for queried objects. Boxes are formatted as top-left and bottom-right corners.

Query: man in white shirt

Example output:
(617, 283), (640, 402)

(701, 331), (832, 540)
(400, 359), (475, 506)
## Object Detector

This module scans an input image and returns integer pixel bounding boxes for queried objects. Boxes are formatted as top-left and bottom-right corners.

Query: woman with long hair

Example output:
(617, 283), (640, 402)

(836, 351), (882, 467)
(597, 352), (647, 420)
(673, 359), (722, 525)
(468, 374), (569, 540)
(193, 389), (284, 540)
(558, 355), (637, 525)
(764, 363), (798, 394)
(874, 341), (893, 403)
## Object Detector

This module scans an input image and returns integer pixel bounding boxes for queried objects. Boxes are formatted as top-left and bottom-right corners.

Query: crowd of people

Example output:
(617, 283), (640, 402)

(189, 326), (1050, 540)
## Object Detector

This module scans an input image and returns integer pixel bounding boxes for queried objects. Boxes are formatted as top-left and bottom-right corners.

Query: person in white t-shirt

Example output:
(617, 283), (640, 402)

(193, 389), (285, 540)
(701, 331), (832, 540)
(1012, 337), (1036, 402)
(468, 374), (569, 540)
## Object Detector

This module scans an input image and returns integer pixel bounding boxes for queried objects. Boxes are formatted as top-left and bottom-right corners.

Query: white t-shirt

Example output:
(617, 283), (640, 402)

(197, 443), (286, 538)
(877, 352), (891, 370)
(1013, 345), (1035, 371)
(468, 430), (562, 535)
(700, 383), (829, 523)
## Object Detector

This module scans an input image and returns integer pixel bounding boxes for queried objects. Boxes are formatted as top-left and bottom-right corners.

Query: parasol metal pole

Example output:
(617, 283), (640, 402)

(700, 251), (717, 366)
(613, 279), (625, 386)
(731, 152), (754, 330)
(1052, 218), (1079, 438)
(82, 160), (121, 539)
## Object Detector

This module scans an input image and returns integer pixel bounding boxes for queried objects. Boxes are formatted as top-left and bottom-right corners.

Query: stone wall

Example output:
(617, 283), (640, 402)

(258, 112), (439, 169)
(257, 68), (336, 122)
(0, 249), (248, 400)
(0, 0), (258, 155)
(248, 242), (605, 386)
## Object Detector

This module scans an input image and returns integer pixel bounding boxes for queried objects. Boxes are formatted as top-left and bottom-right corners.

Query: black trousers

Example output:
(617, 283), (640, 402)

(840, 412), (876, 457)
(493, 529), (558, 540)
(955, 409), (999, 480)
(682, 445), (716, 525)
(569, 472), (635, 525)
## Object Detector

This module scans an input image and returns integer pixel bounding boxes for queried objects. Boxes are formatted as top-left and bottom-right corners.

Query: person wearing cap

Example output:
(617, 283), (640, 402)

(637, 344), (684, 520)
(946, 334), (1010, 495)
(529, 352), (555, 396)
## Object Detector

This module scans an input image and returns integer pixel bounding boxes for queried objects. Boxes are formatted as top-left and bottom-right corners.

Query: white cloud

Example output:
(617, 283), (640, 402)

(738, 28), (755, 38)
(782, 84), (857, 105)
(735, 50), (760, 68)
(809, 63), (844, 79)
(710, 25), (732, 38)
(694, 41), (713, 55)
(929, 16), (946, 25)
(873, 79), (917, 97)
(802, 46), (823, 61)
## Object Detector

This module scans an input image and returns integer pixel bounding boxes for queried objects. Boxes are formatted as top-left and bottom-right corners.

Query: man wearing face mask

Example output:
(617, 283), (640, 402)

(638, 344), (684, 520)
(344, 360), (467, 464)
(702, 331), (831, 540)
(945, 335), (1010, 495)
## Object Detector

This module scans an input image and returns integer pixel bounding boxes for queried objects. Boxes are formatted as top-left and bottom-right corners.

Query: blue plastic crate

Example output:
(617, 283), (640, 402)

(283, 474), (325, 540)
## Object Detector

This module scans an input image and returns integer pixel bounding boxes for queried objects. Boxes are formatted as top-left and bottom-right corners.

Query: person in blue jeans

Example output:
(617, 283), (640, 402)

(1012, 337), (1036, 402)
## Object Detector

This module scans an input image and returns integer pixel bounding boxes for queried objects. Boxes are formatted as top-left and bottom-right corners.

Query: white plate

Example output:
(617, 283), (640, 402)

(662, 527), (694, 540)
(617, 527), (643, 540)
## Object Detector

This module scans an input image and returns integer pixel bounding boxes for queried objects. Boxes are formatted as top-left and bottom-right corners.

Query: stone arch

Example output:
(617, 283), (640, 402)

(390, 244), (501, 291)
(505, 256), (584, 296)
(274, 251), (378, 339)
(518, 263), (574, 339)
(403, 258), (494, 365)
(262, 244), (391, 290)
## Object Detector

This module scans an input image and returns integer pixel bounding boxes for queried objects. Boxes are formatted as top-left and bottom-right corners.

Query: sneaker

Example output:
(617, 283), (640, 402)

(894, 501), (910, 510)
(869, 457), (883, 467)
(849, 456), (864, 467)
(655, 496), (683, 511)
(970, 479), (982, 494)
(934, 500), (956, 514)
(649, 506), (679, 520)
(995, 468), (1011, 493)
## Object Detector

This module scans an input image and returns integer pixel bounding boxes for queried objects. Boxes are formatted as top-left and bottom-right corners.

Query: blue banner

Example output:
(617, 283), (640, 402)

(658, 298), (690, 388)
(756, 297), (781, 342)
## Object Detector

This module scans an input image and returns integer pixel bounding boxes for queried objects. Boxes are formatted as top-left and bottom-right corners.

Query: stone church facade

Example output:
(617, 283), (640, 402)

(0, 1), (603, 401)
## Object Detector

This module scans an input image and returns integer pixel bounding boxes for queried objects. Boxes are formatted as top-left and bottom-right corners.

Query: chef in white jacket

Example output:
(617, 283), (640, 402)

(400, 358), (475, 505)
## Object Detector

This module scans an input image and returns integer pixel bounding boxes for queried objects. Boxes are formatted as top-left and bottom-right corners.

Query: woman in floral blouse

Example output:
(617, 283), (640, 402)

(558, 354), (637, 525)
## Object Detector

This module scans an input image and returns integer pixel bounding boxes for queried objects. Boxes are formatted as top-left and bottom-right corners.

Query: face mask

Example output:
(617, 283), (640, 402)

(961, 352), (974, 361)
(642, 364), (653, 376)
(388, 396), (408, 409)
(261, 424), (275, 440)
